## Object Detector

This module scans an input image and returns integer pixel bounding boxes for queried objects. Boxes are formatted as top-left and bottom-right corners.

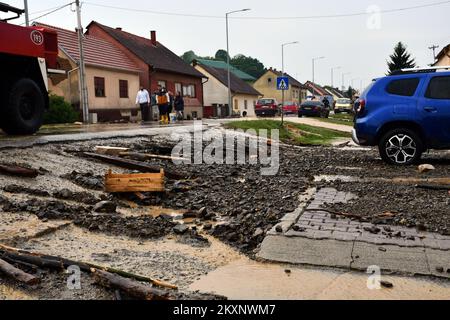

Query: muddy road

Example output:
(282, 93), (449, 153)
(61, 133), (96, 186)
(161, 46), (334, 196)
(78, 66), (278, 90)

(0, 129), (449, 299)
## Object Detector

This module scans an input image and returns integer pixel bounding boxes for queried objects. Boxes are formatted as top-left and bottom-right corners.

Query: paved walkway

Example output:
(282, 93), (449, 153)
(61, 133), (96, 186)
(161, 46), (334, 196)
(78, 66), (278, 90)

(258, 188), (450, 279)
(273, 116), (352, 133)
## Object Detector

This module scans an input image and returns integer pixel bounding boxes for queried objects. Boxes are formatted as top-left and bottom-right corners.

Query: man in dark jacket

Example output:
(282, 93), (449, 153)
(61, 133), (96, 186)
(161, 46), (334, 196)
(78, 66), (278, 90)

(174, 92), (185, 121)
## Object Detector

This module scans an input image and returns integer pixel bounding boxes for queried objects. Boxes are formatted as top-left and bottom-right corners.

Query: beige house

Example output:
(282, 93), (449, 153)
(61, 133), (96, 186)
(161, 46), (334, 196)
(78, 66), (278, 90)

(36, 23), (141, 122)
(253, 68), (307, 104)
(193, 61), (262, 118)
(434, 44), (450, 67)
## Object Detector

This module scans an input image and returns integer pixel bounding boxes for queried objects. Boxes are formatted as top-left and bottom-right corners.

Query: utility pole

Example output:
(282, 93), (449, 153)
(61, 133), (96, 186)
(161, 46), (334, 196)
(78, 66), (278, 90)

(75, 0), (90, 124)
(226, 9), (250, 118)
(281, 41), (298, 127)
(428, 45), (439, 61)
(23, 0), (29, 26)
(312, 56), (325, 84)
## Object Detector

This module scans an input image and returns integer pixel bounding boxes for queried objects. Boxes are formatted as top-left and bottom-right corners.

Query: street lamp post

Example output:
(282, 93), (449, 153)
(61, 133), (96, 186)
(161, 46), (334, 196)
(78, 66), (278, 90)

(342, 72), (351, 91)
(312, 56), (325, 84)
(331, 66), (341, 88)
(281, 41), (299, 126)
(226, 8), (250, 118)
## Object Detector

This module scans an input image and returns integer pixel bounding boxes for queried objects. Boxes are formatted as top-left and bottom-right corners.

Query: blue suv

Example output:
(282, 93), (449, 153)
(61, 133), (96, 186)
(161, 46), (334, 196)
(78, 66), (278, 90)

(352, 67), (450, 165)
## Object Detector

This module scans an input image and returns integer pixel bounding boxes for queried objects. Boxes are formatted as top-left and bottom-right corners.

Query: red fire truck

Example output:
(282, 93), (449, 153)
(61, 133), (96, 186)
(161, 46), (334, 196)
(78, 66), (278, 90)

(0, 3), (59, 135)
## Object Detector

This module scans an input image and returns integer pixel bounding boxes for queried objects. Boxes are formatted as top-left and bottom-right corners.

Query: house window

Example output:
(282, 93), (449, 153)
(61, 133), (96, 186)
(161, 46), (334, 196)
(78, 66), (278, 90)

(244, 100), (248, 110)
(119, 80), (129, 98)
(94, 77), (105, 97)
(175, 83), (182, 95)
(234, 99), (239, 110)
(158, 80), (167, 89)
(183, 84), (196, 98)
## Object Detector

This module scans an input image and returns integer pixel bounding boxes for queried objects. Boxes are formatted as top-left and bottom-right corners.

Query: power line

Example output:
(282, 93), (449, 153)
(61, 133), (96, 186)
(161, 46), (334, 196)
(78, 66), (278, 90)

(28, 2), (75, 23)
(83, 0), (450, 20)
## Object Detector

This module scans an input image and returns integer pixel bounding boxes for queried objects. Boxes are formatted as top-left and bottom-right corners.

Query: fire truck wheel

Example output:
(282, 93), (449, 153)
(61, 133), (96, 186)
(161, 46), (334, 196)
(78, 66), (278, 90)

(2, 79), (45, 135)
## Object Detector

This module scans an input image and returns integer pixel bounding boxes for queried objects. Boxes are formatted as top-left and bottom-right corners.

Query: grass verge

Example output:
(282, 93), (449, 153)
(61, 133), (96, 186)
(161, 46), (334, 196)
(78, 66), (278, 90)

(317, 113), (354, 127)
(225, 120), (351, 146)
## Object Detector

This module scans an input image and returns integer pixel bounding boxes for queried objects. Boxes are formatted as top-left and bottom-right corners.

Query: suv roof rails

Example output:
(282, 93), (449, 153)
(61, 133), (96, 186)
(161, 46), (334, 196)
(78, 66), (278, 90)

(0, 2), (24, 22)
(390, 66), (450, 76)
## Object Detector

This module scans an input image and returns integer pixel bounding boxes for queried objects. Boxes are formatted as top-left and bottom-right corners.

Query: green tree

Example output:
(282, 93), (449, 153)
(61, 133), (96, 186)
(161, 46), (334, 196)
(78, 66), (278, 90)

(181, 50), (198, 64)
(387, 42), (416, 74)
(231, 54), (266, 78)
(215, 49), (230, 62)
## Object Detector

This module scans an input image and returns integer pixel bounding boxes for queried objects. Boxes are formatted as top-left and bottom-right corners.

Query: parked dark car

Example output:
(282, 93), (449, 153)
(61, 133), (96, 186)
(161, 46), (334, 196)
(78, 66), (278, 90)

(352, 66), (450, 165)
(298, 101), (330, 118)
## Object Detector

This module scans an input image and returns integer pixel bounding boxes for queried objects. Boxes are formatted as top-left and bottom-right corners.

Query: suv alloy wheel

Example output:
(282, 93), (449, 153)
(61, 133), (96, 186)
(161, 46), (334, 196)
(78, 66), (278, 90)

(379, 128), (423, 165)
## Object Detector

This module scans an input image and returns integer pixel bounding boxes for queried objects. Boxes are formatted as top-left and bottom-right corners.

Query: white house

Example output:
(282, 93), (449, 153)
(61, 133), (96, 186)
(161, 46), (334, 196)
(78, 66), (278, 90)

(193, 61), (262, 117)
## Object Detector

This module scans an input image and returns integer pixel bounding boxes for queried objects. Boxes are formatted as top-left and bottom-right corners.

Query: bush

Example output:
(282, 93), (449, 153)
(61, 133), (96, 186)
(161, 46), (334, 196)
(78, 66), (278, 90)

(44, 95), (79, 124)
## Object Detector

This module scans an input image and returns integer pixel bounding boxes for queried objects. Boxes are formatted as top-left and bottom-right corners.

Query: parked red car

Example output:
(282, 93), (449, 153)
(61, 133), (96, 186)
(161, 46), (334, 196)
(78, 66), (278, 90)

(255, 98), (279, 117)
(282, 101), (299, 115)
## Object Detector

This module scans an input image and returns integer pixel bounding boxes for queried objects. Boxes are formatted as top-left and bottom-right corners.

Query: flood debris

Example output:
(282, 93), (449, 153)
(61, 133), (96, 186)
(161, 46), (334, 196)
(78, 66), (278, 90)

(119, 152), (188, 162)
(0, 164), (39, 178)
(105, 170), (165, 193)
(61, 171), (104, 190)
(84, 152), (186, 180)
(418, 164), (436, 174)
(94, 146), (130, 156)
(0, 258), (40, 285)
(0, 244), (178, 293)
(91, 268), (170, 301)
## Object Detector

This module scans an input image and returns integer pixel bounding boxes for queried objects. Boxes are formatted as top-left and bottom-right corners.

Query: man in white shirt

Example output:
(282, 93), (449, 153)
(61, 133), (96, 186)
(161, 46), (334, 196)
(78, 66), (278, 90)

(136, 86), (151, 122)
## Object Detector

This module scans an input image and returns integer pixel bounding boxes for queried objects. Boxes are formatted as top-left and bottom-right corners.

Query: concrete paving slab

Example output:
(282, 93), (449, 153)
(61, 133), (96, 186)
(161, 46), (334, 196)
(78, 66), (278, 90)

(425, 248), (450, 279)
(258, 235), (354, 269)
(351, 242), (430, 276)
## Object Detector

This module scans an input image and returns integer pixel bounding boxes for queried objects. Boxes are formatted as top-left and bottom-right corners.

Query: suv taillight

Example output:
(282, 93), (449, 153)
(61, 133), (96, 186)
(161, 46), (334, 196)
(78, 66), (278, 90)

(356, 99), (366, 114)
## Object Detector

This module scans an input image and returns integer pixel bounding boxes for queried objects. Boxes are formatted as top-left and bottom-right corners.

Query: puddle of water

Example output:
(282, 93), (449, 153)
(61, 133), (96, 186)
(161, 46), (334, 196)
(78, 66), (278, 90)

(190, 258), (450, 300)
(314, 175), (359, 183)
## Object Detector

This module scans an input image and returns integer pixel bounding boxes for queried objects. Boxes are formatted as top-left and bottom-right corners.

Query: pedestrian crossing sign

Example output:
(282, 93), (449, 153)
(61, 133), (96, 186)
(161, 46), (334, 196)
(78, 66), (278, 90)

(277, 77), (289, 91)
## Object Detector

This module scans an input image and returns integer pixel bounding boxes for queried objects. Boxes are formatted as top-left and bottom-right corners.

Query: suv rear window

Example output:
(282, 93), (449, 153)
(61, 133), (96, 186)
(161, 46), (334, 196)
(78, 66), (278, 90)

(386, 78), (420, 96)
(425, 76), (450, 99)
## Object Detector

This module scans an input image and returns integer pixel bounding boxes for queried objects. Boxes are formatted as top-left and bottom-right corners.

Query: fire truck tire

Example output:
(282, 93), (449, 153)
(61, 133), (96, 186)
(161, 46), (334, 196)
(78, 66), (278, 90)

(1, 79), (45, 135)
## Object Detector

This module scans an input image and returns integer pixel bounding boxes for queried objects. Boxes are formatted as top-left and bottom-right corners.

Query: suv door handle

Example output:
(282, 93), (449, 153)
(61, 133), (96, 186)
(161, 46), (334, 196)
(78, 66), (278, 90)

(424, 107), (437, 112)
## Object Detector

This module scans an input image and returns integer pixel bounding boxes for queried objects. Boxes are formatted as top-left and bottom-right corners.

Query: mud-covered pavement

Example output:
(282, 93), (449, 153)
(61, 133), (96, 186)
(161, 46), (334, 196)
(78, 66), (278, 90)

(0, 127), (449, 300)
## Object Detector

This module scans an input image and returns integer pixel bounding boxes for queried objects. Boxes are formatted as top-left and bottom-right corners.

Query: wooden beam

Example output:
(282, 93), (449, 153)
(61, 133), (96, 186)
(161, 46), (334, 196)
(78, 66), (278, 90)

(105, 170), (165, 193)
(83, 153), (186, 180)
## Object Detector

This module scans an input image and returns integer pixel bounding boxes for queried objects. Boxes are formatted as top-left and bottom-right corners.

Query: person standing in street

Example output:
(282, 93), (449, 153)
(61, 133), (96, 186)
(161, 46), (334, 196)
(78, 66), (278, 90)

(174, 91), (185, 121)
(136, 86), (150, 122)
(157, 86), (170, 124)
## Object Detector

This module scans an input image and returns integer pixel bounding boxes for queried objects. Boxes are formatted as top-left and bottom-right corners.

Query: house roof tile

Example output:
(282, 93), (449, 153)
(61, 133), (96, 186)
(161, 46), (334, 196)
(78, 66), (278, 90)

(194, 59), (256, 81)
(35, 22), (140, 73)
(198, 64), (261, 96)
(88, 21), (204, 78)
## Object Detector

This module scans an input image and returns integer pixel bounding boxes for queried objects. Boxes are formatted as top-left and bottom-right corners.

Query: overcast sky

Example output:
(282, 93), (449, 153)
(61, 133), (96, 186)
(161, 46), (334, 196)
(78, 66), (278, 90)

(6, 0), (450, 89)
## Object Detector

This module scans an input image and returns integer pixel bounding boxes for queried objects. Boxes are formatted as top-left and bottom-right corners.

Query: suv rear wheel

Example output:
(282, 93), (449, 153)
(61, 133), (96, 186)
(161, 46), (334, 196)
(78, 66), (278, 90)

(379, 128), (423, 165)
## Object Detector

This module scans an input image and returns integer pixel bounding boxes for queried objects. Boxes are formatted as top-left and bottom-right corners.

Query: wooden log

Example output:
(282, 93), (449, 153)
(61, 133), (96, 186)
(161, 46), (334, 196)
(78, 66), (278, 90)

(0, 244), (178, 290)
(83, 152), (186, 180)
(0, 164), (39, 178)
(416, 184), (450, 191)
(119, 152), (188, 162)
(91, 268), (170, 301)
(0, 258), (40, 285)
(105, 170), (165, 193)
(95, 146), (130, 156)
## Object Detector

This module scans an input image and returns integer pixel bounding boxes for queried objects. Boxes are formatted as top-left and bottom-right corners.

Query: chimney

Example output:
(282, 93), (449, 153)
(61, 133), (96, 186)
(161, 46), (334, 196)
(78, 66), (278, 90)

(150, 30), (157, 46)
(116, 27), (122, 31)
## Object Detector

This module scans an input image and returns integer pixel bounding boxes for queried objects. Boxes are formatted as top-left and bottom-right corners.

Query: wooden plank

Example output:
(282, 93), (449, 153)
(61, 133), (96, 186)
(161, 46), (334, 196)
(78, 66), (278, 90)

(84, 153), (186, 180)
(105, 170), (165, 193)
(119, 152), (188, 162)
(95, 146), (130, 156)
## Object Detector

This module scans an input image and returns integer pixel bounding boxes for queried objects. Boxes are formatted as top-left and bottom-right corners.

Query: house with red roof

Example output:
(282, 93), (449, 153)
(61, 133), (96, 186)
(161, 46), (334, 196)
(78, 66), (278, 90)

(34, 23), (142, 122)
(86, 21), (205, 119)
